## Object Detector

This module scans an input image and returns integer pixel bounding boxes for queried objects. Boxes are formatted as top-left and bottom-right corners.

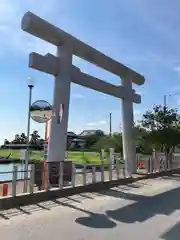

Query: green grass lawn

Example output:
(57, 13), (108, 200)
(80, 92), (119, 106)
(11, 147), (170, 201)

(0, 149), (117, 165)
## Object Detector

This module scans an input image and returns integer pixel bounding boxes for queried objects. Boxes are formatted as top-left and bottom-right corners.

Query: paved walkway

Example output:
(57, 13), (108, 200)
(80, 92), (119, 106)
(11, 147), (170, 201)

(1, 175), (180, 239)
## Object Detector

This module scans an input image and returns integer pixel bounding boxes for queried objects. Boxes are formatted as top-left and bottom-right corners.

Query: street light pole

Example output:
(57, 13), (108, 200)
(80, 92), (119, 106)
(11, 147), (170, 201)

(24, 79), (34, 192)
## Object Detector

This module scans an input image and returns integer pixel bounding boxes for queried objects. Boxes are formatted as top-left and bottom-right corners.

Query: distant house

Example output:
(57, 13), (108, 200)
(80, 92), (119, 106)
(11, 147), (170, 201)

(44, 131), (85, 150)
(67, 132), (85, 150)
(79, 129), (104, 137)
(67, 130), (104, 150)
(46, 131), (85, 150)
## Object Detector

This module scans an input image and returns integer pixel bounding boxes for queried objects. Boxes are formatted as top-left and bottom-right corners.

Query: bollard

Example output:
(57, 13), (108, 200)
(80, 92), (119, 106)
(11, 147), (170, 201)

(165, 155), (168, 171)
(29, 164), (35, 194)
(149, 157), (153, 173)
(108, 163), (112, 181)
(100, 149), (105, 162)
(152, 149), (157, 172)
(159, 157), (162, 172)
(45, 162), (50, 191)
(167, 154), (171, 170)
(108, 148), (114, 181)
(109, 148), (114, 169)
(59, 162), (64, 189)
(136, 155), (140, 169)
(151, 151), (154, 173)
(101, 162), (104, 182)
(71, 163), (76, 187)
(122, 167), (126, 178)
(156, 153), (161, 173)
(147, 157), (151, 173)
(0, 183), (8, 197)
(92, 166), (96, 184)
(116, 159), (120, 180)
(83, 164), (86, 186)
(3, 184), (8, 196)
(12, 165), (18, 197)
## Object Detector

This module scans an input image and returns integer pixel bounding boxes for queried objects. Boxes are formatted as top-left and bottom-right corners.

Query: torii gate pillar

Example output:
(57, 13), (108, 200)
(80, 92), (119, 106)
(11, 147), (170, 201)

(121, 78), (136, 174)
(48, 44), (72, 162)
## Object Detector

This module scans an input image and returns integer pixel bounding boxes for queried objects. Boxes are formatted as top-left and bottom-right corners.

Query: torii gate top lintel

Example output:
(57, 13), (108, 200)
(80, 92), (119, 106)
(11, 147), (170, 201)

(21, 11), (145, 86)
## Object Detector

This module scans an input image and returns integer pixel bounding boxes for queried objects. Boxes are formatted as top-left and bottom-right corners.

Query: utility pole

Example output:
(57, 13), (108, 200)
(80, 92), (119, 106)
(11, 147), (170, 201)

(164, 95), (167, 108)
(164, 91), (180, 108)
(109, 112), (112, 136)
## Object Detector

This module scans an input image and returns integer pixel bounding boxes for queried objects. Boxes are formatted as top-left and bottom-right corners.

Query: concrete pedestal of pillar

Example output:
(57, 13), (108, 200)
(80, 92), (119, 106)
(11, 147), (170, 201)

(121, 78), (136, 174)
(48, 161), (72, 186)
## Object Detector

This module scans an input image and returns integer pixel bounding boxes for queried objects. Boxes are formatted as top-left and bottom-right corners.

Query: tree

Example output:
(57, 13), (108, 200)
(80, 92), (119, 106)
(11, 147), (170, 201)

(1, 130), (44, 150)
(30, 130), (40, 145)
(82, 130), (105, 150)
(20, 133), (27, 143)
(3, 139), (9, 145)
(140, 105), (180, 158)
(93, 133), (123, 153)
(134, 125), (153, 154)
(12, 134), (21, 144)
(111, 133), (123, 153)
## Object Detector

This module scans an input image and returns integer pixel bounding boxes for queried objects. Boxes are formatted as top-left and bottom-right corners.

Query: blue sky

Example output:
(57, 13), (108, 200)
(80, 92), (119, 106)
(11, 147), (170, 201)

(0, 0), (180, 144)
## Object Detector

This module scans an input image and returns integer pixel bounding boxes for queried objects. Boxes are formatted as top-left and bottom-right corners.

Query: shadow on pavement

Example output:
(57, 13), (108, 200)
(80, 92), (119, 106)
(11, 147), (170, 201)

(106, 186), (180, 224)
(0, 195), (88, 220)
(160, 222), (180, 240)
(101, 188), (148, 201)
(53, 199), (117, 229)
(75, 214), (116, 229)
(74, 183), (180, 230)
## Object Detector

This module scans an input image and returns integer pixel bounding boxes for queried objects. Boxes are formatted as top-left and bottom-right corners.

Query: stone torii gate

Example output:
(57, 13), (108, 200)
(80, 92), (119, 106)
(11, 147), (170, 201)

(21, 12), (145, 174)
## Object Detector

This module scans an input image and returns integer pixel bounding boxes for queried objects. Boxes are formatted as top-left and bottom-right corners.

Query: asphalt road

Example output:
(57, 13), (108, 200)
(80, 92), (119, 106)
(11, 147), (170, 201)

(1, 176), (180, 239)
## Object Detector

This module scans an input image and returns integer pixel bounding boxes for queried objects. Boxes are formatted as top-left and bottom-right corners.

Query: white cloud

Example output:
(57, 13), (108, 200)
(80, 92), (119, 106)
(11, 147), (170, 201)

(136, 91), (142, 96)
(86, 120), (107, 126)
(98, 120), (107, 125)
(134, 109), (141, 116)
(72, 93), (85, 99)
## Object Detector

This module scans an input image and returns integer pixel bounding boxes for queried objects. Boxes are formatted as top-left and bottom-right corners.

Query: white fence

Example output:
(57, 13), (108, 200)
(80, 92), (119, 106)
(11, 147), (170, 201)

(0, 149), (180, 198)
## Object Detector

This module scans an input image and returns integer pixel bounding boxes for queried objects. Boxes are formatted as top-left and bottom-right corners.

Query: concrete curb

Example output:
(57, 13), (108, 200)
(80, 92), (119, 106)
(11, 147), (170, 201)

(0, 168), (180, 210)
